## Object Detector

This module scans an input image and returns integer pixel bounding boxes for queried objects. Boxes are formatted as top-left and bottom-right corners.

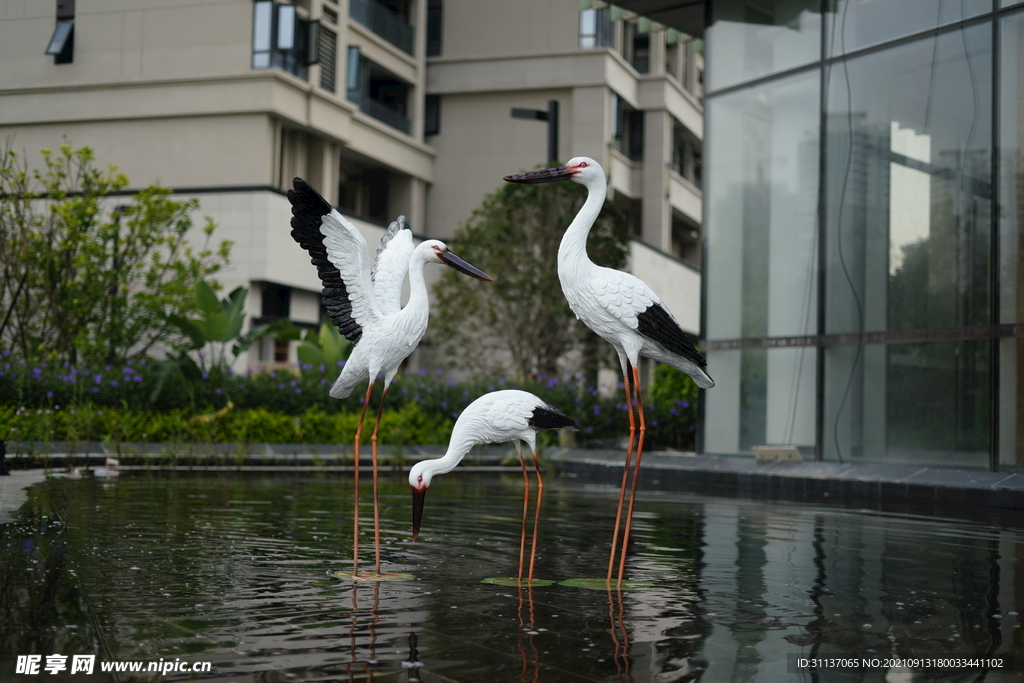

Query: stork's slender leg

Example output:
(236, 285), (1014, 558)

(369, 385), (390, 575)
(517, 450), (530, 583)
(606, 362), (636, 583)
(527, 450), (544, 584)
(352, 381), (374, 575)
(616, 364), (647, 586)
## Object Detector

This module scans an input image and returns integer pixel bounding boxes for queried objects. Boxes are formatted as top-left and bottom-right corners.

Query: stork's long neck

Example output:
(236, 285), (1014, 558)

(399, 254), (430, 331)
(423, 427), (477, 479)
(557, 174), (607, 275)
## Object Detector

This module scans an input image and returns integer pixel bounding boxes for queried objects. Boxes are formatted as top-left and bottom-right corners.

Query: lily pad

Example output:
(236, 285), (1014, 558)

(330, 571), (415, 582)
(481, 577), (556, 587)
(559, 578), (653, 591)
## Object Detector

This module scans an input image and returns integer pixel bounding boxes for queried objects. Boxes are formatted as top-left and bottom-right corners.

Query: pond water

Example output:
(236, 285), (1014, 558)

(1, 470), (1022, 682)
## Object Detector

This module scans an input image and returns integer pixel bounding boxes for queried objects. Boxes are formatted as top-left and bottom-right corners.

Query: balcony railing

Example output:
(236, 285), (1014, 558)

(350, 0), (414, 55)
(349, 92), (411, 134)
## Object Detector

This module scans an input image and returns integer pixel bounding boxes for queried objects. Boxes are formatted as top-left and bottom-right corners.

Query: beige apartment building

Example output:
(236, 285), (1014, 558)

(0, 0), (704, 373)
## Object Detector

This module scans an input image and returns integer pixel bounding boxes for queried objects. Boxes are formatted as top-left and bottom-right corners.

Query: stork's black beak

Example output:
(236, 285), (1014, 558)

(440, 250), (494, 282)
(502, 166), (572, 184)
(411, 487), (426, 541)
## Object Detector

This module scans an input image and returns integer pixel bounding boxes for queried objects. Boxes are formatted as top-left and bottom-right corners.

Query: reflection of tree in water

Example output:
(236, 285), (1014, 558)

(0, 485), (107, 662)
(886, 236), (989, 453)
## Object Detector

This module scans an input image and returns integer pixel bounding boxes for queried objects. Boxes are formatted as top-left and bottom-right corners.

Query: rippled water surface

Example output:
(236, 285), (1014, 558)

(1, 471), (1022, 682)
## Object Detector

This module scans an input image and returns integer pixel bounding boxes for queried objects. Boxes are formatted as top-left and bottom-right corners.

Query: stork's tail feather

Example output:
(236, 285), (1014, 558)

(669, 359), (714, 389)
(528, 403), (579, 432)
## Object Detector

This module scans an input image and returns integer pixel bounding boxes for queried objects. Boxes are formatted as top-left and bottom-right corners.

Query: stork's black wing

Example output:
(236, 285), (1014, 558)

(636, 302), (707, 368)
(288, 178), (378, 345)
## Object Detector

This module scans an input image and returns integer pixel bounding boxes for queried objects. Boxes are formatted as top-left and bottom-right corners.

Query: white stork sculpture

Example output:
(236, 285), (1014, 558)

(289, 178), (493, 578)
(503, 157), (714, 587)
(409, 390), (578, 585)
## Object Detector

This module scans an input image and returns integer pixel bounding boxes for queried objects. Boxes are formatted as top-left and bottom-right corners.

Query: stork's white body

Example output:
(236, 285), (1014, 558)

(409, 390), (574, 488)
(328, 235), (429, 399)
(555, 161), (714, 387)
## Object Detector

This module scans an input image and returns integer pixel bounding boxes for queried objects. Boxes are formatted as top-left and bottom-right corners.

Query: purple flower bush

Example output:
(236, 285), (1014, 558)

(0, 350), (700, 448)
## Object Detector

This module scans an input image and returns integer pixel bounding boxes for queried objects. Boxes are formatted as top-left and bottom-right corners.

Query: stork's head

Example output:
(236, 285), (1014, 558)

(502, 156), (602, 186)
(408, 460), (434, 541)
(417, 240), (494, 281)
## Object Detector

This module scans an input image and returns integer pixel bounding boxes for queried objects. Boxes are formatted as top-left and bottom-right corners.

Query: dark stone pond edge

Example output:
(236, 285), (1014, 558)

(3, 441), (1023, 525)
(553, 450), (1024, 526)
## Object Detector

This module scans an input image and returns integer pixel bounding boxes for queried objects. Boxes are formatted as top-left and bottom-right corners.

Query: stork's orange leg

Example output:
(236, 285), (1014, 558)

(351, 382), (374, 575)
(527, 450), (544, 584)
(616, 364), (647, 586)
(607, 363), (636, 583)
(517, 454), (531, 583)
(369, 386), (390, 575)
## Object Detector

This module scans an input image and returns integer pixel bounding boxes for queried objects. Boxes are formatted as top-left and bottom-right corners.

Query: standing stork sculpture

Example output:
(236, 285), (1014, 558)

(503, 157), (714, 587)
(408, 390), (578, 585)
(289, 178), (494, 579)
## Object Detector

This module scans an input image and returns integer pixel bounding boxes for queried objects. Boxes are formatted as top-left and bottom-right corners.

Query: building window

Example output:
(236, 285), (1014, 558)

(45, 0), (75, 64)
(274, 338), (290, 362)
(427, 0), (442, 56)
(261, 283), (292, 319)
(252, 1), (318, 80)
(45, 20), (74, 63)
(350, 0), (414, 55)
(672, 118), (702, 189)
(346, 47), (412, 135)
(579, 8), (612, 48)
(631, 31), (650, 73)
(612, 95), (643, 162)
(338, 158), (393, 224)
(319, 26), (337, 92)
(424, 94), (440, 135)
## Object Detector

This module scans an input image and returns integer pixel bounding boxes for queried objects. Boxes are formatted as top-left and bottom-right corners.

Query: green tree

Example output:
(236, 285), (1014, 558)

(0, 142), (231, 364)
(431, 176), (628, 383)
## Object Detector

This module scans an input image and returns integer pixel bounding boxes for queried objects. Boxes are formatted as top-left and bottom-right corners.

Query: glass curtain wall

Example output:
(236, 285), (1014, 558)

(703, 72), (820, 456)
(1000, 13), (1024, 468)
(823, 23), (992, 467)
(703, 0), (1020, 469)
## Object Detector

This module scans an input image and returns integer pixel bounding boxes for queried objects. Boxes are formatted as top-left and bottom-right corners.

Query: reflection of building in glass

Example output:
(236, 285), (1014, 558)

(697, 0), (1021, 470)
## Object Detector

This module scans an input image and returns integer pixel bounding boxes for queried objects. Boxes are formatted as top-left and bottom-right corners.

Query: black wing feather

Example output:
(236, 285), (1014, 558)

(528, 403), (579, 432)
(636, 303), (706, 368)
(288, 178), (363, 345)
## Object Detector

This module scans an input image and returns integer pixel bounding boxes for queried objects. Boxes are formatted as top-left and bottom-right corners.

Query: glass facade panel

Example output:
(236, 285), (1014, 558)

(824, 25), (992, 336)
(823, 341), (990, 466)
(826, 0), (990, 57)
(705, 0), (821, 92)
(703, 70), (819, 455)
(706, 70), (820, 341)
(998, 13), (1024, 467)
(704, 347), (818, 455)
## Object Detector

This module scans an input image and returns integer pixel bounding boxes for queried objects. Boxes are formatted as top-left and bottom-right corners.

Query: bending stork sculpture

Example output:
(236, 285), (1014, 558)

(504, 157), (714, 587)
(289, 178), (493, 578)
(409, 390), (578, 585)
